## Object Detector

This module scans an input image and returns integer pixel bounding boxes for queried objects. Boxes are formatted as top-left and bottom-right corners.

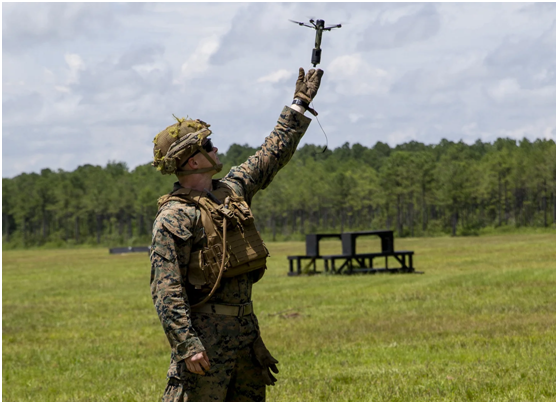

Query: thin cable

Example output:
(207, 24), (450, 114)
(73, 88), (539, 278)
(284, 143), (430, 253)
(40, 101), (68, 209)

(191, 196), (230, 309)
(311, 101), (329, 153)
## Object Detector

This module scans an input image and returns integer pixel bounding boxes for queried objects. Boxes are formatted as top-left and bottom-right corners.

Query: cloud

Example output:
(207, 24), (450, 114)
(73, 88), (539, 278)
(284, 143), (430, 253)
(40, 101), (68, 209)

(117, 44), (165, 70)
(209, 3), (303, 65)
(55, 86), (71, 94)
(2, 92), (44, 125)
(2, 3), (135, 53)
(359, 3), (441, 50)
(386, 128), (417, 147)
(487, 78), (521, 101)
(349, 113), (363, 123)
(484, 20), (556, 89)
(65, 53), (85, 85)
(1, 3), (555, 178)
(67, 48), (174, 121)
(328, 54), (390, 95)
(518, 2), (556, 16)
(495, 120), (556, 142)
(486, 79), (555, 105)
(179, 36), (220, 80)
(257, 69), (292, 84)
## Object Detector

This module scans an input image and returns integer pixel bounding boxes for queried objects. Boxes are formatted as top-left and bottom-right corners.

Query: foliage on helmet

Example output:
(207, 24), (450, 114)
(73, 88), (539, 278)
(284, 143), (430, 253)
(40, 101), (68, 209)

(152, 115), (211, 175)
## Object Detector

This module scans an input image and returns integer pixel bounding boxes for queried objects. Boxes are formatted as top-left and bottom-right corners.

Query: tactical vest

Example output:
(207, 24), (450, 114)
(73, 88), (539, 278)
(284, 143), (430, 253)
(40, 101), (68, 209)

(157, 183), (268, 291)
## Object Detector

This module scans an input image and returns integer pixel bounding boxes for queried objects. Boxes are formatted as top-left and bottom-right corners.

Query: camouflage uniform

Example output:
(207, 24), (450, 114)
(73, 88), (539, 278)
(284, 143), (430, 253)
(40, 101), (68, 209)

(150, 106), (312, 401)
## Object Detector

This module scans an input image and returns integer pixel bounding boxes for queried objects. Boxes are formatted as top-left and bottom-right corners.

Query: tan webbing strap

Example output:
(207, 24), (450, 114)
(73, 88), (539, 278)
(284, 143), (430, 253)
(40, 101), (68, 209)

(168, 188), (222, 238)
(190, 196), (230, 309)
(191, 302), (253, 317)
(175, 145), (223, 176)
(198, 147), (218, 167)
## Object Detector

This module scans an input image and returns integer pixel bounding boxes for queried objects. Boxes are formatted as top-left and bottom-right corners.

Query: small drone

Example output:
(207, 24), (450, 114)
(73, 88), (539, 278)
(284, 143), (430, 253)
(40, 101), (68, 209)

(290, 19), (342, 67)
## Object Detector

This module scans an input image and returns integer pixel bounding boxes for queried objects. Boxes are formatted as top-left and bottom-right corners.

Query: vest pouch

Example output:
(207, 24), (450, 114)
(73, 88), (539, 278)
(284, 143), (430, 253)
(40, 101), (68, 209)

(231, 201), (254, 223)
(227, 229), (268, 264)
(188, 245), (228, 289)
(187, 250), (207, 289)
(222, 226), (269, 278)
(201, 243), (228, 287)
(206, 205), (224, 230)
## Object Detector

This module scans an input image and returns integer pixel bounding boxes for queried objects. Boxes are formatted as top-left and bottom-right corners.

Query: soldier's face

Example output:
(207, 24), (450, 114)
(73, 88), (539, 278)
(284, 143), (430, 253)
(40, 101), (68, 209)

(209, 145), (220, 165)
(190, 143), (221, 173)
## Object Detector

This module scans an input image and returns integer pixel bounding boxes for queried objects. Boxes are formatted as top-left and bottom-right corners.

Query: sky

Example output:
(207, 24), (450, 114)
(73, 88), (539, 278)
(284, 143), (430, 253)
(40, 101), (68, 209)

(2, 2), (556, 178)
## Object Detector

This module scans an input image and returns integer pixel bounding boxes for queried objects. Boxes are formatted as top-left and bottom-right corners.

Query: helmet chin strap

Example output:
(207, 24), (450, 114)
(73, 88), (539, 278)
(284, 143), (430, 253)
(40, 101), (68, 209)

(176, 146), (223, 176)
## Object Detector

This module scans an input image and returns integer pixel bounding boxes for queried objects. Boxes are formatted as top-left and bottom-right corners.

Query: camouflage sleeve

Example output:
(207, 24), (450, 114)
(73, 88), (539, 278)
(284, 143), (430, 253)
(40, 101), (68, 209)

(222, 106), (311, 202)
(150, 204), (205, 362)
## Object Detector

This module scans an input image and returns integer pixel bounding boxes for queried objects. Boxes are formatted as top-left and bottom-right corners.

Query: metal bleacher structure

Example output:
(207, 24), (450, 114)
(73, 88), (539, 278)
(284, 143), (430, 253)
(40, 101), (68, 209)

(287, 230), (419, 276)
(108, 230), (419, 277)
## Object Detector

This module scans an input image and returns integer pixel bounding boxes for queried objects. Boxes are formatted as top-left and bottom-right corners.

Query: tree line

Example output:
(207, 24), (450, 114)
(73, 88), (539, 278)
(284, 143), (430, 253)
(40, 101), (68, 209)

(2, 137), (555, 248)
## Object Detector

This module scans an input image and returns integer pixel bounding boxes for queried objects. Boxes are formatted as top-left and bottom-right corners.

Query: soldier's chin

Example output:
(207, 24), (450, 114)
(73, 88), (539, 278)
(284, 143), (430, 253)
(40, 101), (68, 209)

(212, 164), (224, 175)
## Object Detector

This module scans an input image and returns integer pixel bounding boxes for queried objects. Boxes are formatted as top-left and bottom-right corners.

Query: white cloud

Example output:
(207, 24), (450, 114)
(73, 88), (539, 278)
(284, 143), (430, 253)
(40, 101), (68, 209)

(387, 128), (417, 146)
(533, 68), (550, 83)
(179, 36), (220, 80)
(349, 113), (363, 123)
(1, 3), (555, 178)
(487, 78), (555, 104)
(328, 54), (390, 95)
(460, 122), (486, 143)
(2, 3), (124, 52)
(487, 78), (521, 101)
(257, 69), (292, 84)
(133, 62), (167, 77)
(498, 121), (556, 141)
(3, 81), (25, 87)
(359, 3), (441, 50)
(64, 53), (85, 84)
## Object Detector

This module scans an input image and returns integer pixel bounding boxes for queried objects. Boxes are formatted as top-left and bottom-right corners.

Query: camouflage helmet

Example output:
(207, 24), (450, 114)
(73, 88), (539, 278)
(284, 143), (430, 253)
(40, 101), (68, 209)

(152, 115), (221, 176)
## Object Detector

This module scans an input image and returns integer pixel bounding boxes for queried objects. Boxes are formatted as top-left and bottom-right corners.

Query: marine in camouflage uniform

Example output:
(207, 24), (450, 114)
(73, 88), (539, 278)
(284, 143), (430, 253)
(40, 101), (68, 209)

(150, 68), (323, 402)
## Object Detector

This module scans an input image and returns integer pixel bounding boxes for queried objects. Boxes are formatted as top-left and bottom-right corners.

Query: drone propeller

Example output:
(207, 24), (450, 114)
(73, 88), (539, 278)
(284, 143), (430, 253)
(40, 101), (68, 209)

(289, 19), (314, 29)
(324, 24), (342, 31)
(290, 17), (342, 67)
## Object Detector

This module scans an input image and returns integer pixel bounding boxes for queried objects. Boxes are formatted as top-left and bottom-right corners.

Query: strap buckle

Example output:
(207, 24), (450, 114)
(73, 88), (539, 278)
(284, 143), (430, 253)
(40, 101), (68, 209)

(238, 302), (252, 317)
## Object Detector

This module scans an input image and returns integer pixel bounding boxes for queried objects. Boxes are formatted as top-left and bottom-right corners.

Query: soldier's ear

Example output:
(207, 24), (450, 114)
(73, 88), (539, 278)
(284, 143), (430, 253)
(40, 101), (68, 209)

(189, 158), (198, 168)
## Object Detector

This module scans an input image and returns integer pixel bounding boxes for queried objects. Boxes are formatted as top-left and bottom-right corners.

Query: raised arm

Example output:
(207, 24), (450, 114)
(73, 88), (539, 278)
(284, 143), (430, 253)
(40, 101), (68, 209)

(223, 107), (311, 202)
(223, 68), (323, 203)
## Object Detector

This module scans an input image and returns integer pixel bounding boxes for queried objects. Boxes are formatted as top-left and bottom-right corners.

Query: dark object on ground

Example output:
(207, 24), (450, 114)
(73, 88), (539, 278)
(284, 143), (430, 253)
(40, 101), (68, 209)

(288, 230), (420, 275)
(109, 246), (151, 254)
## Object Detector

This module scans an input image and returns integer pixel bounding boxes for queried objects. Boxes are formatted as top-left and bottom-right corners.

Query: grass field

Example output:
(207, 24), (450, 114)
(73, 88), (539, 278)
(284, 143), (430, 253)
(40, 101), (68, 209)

(3, 233), (556, 401)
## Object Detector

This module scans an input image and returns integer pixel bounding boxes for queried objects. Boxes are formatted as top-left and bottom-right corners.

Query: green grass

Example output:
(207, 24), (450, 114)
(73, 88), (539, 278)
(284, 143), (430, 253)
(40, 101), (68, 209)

(3, 233), (555, 401)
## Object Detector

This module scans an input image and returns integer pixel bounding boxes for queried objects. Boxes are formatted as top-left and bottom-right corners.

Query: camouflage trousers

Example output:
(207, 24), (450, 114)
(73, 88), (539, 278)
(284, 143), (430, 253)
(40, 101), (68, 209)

(162, 312), (268, 402)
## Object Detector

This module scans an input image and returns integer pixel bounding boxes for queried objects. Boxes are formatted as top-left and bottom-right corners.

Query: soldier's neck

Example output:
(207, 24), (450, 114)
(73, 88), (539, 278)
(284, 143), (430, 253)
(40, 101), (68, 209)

(178, 174), (214, 192)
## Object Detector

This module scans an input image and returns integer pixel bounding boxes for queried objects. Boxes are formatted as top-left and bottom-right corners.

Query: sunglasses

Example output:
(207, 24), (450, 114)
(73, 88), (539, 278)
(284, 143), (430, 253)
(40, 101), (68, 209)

(190, 138), (214, 157)
(200, 138), (214, 153)
(182, 138), (214, 167)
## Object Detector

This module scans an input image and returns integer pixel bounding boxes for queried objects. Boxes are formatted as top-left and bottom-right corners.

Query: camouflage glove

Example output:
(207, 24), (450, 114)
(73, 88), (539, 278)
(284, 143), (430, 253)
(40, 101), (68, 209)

(252, 336), (279, 386)
(293, 67), (324, 116)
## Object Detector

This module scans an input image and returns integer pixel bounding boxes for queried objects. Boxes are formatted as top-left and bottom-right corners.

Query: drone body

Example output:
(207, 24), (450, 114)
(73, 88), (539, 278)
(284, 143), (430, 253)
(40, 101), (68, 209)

(290, 18), (342, 67)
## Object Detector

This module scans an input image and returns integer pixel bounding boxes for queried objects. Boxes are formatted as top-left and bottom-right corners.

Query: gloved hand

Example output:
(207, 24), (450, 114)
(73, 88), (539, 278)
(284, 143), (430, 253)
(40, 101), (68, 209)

(294, 67), (324, 103)
(293, 67), (324, 116)
(252, 336), (279, 386)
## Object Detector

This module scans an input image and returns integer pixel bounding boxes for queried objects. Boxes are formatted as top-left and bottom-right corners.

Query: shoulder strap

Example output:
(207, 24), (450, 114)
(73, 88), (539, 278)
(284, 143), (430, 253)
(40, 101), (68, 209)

(167, 187), (223, 242)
